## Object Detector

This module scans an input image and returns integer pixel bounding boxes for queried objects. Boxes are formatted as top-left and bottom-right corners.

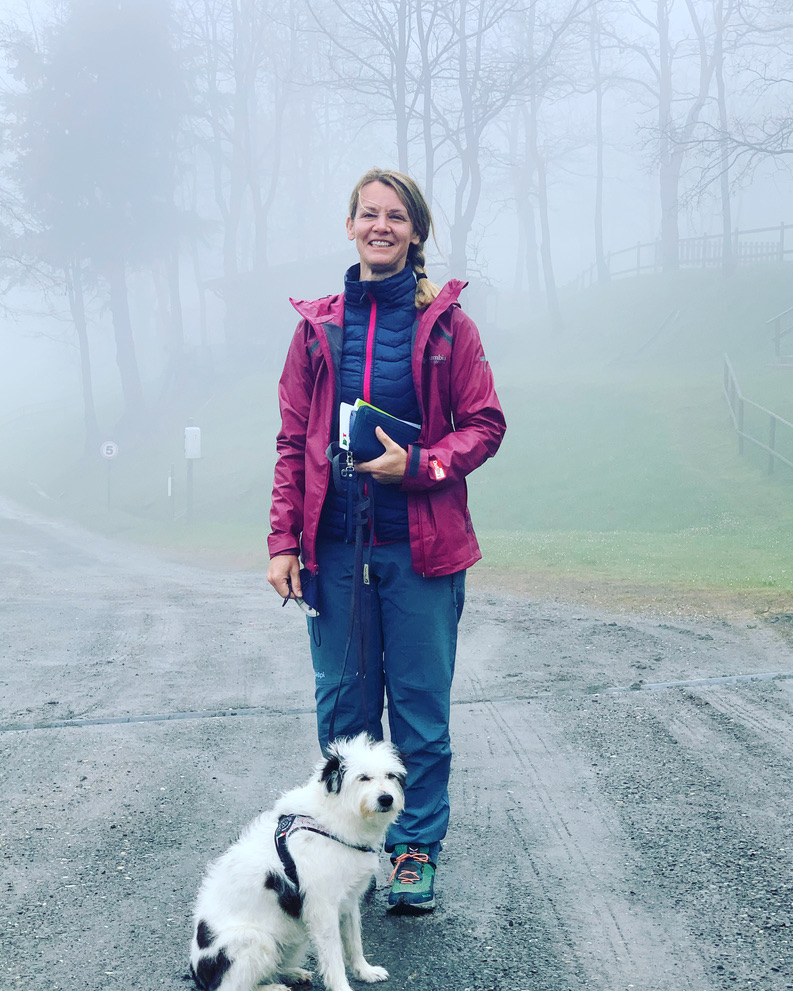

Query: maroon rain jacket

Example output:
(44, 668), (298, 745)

(267, 279), (506, 578)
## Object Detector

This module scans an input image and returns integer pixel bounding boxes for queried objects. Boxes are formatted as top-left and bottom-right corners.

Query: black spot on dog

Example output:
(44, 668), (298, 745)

(192, 949), (231, 990)
(321, 753), (344, 794)
(265, 870), (303, 919)
(195, 919), (215, 950)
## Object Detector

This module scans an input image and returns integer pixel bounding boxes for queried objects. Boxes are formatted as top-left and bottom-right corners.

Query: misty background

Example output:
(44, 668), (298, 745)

(1, 0), (792, 595)
(1, 0), (791, 419)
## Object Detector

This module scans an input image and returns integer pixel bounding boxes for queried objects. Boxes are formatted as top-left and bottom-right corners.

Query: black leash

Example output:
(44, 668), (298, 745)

(326, 448), (375, 745)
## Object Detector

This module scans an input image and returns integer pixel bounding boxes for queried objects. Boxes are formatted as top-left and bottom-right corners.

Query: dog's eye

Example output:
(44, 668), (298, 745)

(386, 773), (398, 780)
(358, 774), (371, 782)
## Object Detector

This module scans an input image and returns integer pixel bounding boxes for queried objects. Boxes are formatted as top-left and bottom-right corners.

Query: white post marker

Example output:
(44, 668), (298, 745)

(185, 423), (201, 521)
(184, 426), (201, 460)
(100, 441), (118, 508)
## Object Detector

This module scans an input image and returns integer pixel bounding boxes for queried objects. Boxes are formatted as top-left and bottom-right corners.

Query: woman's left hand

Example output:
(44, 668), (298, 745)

(355, 426), (407, 484)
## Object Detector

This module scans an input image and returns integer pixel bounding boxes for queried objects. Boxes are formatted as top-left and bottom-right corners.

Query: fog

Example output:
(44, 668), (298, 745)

(1, 0), (792, 431)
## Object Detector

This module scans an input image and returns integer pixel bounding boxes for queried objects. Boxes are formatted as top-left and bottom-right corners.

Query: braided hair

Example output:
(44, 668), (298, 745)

(348, 168), (441, 309)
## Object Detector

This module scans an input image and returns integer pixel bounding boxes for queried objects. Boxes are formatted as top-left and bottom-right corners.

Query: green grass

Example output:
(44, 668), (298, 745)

(464, 369), (793, 595)
(2, 264), (793, 601)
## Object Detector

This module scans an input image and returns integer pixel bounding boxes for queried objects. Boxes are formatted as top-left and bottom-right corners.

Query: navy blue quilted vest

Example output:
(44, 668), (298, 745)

(318, 264), (421, 542)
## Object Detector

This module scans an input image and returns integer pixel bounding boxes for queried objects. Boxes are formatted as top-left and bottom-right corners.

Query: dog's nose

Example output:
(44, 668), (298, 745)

(378, 793), (394, 809)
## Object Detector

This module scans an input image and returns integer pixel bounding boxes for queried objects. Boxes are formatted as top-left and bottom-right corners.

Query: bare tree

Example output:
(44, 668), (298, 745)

(726, 0), (793, 166)
(302, 0), (534, 275)
(179, 0), (307, 280)
(588, 0), (610, 282)
(712, 0), (739, 274)
(506, 0), (590, 327)
(437, 0), (530, 278)
(1, 8), (101, 451)
(618, 0), (717, 271)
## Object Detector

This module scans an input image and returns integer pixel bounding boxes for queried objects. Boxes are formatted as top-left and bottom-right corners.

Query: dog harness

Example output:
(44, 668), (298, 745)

(274, 814), (377, 890)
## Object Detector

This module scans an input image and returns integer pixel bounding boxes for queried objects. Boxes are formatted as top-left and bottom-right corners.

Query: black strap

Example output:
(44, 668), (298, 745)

(275, 813), (377, 894)
(327, 469), (375, 745)
(275, 814), (301, 888)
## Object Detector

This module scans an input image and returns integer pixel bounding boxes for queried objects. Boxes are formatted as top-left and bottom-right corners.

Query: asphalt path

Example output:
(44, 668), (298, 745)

(2, 496), (793, 991)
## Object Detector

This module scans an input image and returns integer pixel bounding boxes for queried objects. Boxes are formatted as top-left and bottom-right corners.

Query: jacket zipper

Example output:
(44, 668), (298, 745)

(363, 294), (377, 403)
(360, 294), (378, 545)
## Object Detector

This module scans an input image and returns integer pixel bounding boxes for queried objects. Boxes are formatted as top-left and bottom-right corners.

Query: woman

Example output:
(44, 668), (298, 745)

(267, 168), (505, 913)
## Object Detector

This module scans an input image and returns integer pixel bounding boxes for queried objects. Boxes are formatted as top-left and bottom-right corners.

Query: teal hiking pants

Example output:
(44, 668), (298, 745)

(307, 538), (465, 859)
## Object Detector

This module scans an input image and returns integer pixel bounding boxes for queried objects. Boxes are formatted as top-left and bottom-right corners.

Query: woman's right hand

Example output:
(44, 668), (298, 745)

(267, 554), (301, 599)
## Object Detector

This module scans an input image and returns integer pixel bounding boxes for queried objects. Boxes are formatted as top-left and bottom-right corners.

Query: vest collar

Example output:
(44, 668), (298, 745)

(344, 263), (417, 307)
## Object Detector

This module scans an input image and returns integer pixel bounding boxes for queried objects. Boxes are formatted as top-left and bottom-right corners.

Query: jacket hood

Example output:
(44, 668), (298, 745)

(419, 279), (467, 325)
(289, 293), (344, 325)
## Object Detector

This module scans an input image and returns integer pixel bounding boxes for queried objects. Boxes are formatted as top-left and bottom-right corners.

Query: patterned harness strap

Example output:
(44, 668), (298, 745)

(274, 814), (377, 892)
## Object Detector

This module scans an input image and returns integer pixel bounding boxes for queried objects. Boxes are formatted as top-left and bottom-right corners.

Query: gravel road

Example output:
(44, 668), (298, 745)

(2, 496), (793, 991)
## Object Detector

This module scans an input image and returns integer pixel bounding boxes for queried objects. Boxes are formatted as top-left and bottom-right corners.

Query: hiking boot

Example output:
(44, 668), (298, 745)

(386, 844), (436, 913)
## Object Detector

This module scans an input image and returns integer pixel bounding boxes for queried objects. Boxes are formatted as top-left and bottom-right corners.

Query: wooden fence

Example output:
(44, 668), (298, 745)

(572, 222), (793, 290)
(723, 354), (793, 476)
(766, 304), (793, 363)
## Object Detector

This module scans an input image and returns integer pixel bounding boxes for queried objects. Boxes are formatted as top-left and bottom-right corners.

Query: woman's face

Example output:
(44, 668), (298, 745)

(346, 181), (420, 281)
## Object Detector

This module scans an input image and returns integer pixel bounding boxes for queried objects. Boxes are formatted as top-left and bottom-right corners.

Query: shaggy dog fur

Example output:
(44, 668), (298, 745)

(189, 734), (406, 991)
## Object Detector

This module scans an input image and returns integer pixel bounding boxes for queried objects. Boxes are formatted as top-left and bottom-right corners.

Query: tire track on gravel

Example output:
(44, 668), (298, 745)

(460, 667), (712, 990)
(688, 681), (793, 760)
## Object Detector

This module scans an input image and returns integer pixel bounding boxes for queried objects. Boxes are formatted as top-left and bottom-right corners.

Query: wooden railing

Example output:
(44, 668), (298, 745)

(571, 222), (793, 290)
(766, 305), (793, 363)
(723, 354), (793, 475)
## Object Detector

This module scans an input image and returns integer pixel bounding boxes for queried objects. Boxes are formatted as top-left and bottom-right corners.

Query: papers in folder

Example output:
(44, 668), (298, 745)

(339, 399), (420, 461)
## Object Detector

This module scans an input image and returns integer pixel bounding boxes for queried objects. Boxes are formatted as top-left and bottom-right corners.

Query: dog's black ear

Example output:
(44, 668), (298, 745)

(320, 754), (344, 794)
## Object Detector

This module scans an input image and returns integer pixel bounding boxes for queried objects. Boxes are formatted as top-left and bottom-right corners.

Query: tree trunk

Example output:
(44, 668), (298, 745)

(659, 161), (681, 272)
(394, 0), (410, 172)
(526, 96), (562, 332)
(590, 3), (609, 283)
(536, 151), (562, 333)
(190, 236), (209, 350)
(416, 0), (436, 206)
(106, 256), (146, 431)
(714, 0), (734, 277)
(169, 248), (185, 350)
(657, 0), (679, 272)
(511, 105), (540, 295)
(66, 261), (100, 456)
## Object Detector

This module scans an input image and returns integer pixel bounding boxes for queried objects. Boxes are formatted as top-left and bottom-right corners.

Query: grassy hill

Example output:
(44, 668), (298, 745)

(3, 264), (793, 608)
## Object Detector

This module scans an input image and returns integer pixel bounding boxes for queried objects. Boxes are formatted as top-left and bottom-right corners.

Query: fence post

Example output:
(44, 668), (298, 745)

(769, 416), (777, 474)
(780, 222), (786, 262)
(737, 398), (744, 455)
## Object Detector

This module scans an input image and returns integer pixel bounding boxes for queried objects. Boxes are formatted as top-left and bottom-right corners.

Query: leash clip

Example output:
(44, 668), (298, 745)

(340, 450), (355, 480)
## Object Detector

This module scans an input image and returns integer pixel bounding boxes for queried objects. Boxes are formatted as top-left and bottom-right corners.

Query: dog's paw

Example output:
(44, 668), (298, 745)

(355, 963), (389, 983)
(283, 966), (313, 984)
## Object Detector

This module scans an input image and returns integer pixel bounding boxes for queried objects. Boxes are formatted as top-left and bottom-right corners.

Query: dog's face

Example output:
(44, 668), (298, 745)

(320, 734), (406, 823)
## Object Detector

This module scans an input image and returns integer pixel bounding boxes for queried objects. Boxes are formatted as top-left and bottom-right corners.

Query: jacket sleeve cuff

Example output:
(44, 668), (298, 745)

(267, 534), (301, 559)
(402, 444), (427, 490)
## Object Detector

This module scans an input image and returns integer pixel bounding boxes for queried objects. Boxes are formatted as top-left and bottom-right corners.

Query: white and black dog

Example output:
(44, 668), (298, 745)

(189, 734), (406, 991)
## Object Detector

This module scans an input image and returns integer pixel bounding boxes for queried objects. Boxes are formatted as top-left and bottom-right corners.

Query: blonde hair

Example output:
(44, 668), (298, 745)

(348, 168), (441, 309)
